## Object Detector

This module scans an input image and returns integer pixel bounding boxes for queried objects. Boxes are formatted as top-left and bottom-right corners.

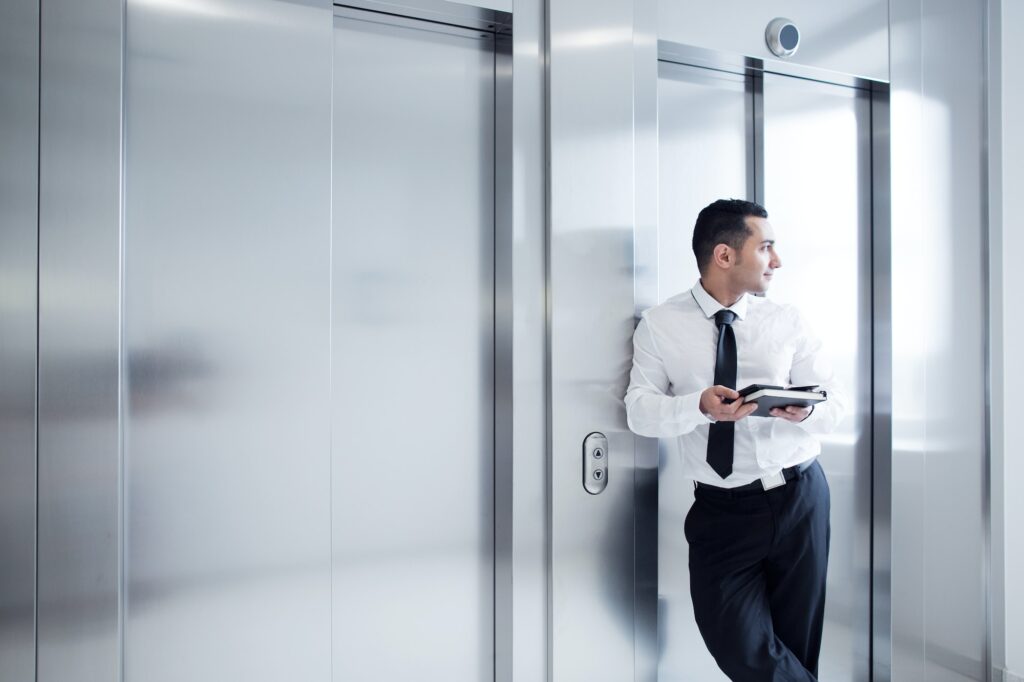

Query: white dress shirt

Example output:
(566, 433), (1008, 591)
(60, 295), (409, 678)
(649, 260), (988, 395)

(625, 280), (845, 487)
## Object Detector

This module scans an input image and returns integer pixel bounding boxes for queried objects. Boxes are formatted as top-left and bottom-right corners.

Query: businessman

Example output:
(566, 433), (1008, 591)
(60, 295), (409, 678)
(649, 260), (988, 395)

(625, 199), (845, 681)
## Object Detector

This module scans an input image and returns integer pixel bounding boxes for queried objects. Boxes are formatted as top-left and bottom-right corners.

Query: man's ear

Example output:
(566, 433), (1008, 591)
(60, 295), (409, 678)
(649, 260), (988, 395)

(712, 243), (733, 269)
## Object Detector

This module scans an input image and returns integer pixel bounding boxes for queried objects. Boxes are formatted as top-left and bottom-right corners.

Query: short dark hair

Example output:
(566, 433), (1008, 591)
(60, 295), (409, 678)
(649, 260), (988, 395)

(691, 199), (768, 272)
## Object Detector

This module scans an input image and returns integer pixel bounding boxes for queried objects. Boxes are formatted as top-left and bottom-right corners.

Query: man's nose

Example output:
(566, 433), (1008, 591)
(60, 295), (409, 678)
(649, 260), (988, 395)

(771, 252), (782, 269)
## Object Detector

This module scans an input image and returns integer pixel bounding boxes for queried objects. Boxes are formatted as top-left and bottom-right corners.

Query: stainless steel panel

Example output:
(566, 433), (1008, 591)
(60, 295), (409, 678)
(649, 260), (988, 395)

(0, 1), (38, 679)
(655, 59), (751, 682)
(991, 1), (1024, 676)
(918, 5), (987, 677)
(763, 73), (873, 682)
(548, 0), (638, 678)
(888, 5), (927, 678)
(891, 1), (990, 680)
(890, 0), (989, 679)
(495, 29), (515, 682)
(332, 11), (494, 681)
(122, 2), (333, 680)
(37, 1), (123, 680)
(501, 2), (549, 679)
(657, 0), (889, 83)
(988, 2), (1005, 675)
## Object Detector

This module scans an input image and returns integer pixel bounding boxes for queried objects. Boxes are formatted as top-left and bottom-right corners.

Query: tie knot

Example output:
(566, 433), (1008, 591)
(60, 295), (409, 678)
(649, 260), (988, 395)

(715, 309), (737, 327)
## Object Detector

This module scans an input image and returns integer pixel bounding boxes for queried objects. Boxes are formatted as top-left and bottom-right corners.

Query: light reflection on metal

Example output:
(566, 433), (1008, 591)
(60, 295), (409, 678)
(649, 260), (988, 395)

(889, 0), (988, 677)
(548, 0), (640, 678)
(551, 27), (633, 51)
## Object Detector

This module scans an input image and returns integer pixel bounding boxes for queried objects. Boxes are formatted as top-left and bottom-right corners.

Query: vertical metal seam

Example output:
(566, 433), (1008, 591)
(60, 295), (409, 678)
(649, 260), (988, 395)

(749, 75), (756, 201)
(34, 0), (42, 678)
(541, 1), (553, 679)
(868, 84), (876, 682)
(981, 0), (994, 679)
(876, 6), (893, 673)
(868, 79), (895, 682)
(751, 71), (765, 206)
(491, 37), (498, 682)
(631, 14), (638, 677)
(921, 0), (929, 667)
(867, 78), (893, 682)
(876, 82), (892, 679)
(328, 10), (335, 681)
(492, 29), (515, 682)
(117, 0), (127, 678)
(629, 4), (642, 680)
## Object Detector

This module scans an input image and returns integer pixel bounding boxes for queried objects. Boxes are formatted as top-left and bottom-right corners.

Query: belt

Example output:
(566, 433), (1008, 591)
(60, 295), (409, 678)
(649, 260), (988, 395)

(695, 458), (816, 495)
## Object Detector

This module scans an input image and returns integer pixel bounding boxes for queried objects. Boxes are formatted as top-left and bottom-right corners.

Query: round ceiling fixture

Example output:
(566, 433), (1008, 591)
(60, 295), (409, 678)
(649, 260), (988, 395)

(766, 18), (800, 58)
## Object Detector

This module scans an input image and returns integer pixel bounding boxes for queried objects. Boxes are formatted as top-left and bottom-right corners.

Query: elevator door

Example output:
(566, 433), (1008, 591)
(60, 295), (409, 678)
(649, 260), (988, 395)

(657, 60), (873, 681)
(123, 3), (333, 680)
(332, 10), (495, 682)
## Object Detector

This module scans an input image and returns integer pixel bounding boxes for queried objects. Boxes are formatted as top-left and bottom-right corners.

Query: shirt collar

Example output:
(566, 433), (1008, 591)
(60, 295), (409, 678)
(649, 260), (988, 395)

(691, 279), (748, 321)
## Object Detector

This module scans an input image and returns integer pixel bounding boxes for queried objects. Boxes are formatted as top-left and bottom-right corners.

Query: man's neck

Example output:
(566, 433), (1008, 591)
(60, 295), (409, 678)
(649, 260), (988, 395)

(700, 278), (745, 308)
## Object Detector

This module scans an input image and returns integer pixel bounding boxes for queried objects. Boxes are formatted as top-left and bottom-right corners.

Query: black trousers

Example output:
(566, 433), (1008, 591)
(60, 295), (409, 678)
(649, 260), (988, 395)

(685, 459), (830, 682)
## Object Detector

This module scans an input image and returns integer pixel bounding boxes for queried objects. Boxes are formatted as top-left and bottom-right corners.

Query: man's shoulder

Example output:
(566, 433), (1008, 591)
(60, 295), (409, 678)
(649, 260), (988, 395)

(640, 291), (699, 324)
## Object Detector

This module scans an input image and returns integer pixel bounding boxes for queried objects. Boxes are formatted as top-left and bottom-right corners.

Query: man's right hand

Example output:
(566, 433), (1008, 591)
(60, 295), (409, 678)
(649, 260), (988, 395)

(699, 386), (758, 422)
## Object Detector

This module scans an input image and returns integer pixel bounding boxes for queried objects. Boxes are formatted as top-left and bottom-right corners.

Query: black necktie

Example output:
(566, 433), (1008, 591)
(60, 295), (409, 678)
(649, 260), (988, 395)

(707, 309), (737, 478)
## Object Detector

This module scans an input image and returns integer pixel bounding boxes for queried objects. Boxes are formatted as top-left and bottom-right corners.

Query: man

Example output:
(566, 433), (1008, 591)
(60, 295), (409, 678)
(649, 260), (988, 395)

(625, 199), (845, 681)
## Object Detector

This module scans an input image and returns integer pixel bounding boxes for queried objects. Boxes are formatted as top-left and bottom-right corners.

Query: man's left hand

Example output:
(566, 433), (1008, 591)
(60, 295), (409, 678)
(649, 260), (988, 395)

(770, 405), (812, 422)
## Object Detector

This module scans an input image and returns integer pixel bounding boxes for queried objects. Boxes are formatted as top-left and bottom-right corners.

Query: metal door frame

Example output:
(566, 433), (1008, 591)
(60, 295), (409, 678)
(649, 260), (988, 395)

(0, 2), (40, 680)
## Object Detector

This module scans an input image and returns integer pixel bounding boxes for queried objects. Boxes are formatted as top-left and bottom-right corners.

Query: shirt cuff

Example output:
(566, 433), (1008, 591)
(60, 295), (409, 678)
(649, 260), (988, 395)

(684, 391), (714, 424)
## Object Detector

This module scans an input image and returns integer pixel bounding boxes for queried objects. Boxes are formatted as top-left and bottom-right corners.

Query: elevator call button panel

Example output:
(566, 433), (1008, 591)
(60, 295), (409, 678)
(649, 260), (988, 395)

(583, 432), (609, 495)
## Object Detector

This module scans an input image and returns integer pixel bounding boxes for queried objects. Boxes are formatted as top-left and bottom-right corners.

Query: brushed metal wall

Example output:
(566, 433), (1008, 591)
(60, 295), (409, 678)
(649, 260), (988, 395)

(890, 0), (989, 679)
(991, 0), (1024, 675)
(499, 1), (548, 680)
(0, 1), (38, 680)
(122, 1), (334, 680)
(19, 1), (995, 680)
(547, 0), (641, 679)
(37, 1), (123, 680)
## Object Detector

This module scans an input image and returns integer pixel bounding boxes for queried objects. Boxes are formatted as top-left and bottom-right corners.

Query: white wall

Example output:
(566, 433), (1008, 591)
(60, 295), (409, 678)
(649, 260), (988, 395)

(991, 0), (1024, 677)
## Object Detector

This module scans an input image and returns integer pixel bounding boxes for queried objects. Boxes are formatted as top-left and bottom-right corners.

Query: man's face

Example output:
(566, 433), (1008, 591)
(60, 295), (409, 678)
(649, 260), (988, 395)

(731, 216), (782, 294)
